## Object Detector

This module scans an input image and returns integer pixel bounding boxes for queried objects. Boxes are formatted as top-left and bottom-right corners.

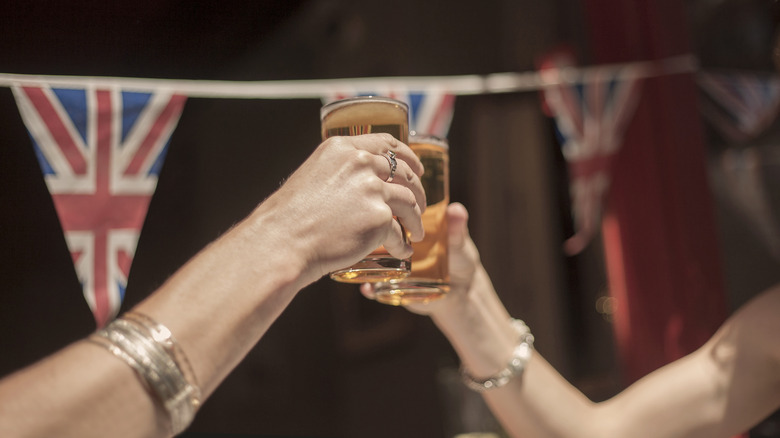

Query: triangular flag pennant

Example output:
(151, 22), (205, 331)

(717, 147), (780, 261)
(697, 71), (780, 143)
(538, 49), (644, 255)
(12, 84), (186, 328)
(321, 87), (456, 139)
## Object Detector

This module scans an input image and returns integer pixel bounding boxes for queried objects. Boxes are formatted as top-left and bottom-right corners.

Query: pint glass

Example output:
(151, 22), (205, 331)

(373, 133), (450, 305)
(320, 96), (411, 283)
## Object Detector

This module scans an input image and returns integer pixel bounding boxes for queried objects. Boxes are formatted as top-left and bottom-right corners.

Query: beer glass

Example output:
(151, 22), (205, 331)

(373, 133), (450, 305)
(320, 96), (411, 283)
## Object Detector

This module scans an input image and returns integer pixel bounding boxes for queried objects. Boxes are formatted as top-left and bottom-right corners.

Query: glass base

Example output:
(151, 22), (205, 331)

(373, 279), (450, 306)
(329, 257), (411, 284)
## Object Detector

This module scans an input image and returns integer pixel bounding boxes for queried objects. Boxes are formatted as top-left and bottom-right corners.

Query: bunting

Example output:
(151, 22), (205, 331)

(6, 56), (778, 328)
(715, 147), (780, 261)
(538, 50), (644, 255)
(12, 84), (186, 327)
(698, 71), (780, 143)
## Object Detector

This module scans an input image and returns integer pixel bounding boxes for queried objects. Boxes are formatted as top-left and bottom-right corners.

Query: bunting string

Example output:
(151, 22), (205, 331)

(0, 54), (697, 98)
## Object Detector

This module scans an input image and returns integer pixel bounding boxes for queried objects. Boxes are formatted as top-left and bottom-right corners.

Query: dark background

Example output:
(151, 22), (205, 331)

(1, 1), (778, 437)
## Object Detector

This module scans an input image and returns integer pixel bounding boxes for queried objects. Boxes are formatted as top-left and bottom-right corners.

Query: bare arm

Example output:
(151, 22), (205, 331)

(598, 285), (780, 438)
(369, 203), (780, 438)
(442, 283), (780, 438)
(0, 134), (426, 438)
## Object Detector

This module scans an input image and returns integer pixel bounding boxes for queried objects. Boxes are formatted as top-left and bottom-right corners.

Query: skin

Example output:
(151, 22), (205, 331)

(364, 202), (780, 438)
(0, 133), (426, 438)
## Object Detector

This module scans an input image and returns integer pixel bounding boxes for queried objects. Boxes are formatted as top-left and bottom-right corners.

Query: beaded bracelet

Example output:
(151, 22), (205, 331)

(88, 313), (201, 435)
(460, 319), (534, 392)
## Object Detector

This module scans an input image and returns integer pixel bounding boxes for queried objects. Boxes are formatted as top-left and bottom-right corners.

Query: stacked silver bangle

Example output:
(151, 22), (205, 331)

(89, 312), (201, 436)
(461, 318), (535, 392)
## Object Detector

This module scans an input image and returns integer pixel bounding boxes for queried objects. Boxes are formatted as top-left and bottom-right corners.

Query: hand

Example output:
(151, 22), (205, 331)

(255, 133), (427, 281)
(361, 202), (482, 315)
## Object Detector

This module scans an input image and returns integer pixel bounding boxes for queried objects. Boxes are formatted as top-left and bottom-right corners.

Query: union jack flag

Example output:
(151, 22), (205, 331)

(697, 71), (780, 143)
(12, 84), (186, 328)
(322, 88), (456, 139)
(539, 50), (643, 255)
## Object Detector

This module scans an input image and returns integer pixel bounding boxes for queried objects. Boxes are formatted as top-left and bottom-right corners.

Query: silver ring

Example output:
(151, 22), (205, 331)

(384, 150), (397, 182)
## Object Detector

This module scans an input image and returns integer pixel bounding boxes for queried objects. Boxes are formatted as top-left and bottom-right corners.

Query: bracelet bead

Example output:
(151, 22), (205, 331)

(460, 318), (534, 392)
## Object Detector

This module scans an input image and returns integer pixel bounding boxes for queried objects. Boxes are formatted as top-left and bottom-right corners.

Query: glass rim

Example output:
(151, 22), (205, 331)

(409, 131), (449, 149)
(320, 95), (409, 119)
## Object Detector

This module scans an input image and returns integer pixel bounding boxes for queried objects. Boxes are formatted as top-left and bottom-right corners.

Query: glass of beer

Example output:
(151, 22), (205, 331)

(320, 96), (411, 283)
(373, 132), (450, 305)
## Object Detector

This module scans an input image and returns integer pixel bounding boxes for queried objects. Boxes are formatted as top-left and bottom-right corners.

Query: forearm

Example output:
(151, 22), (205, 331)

(432, 267), (780, 438)
(0, 342), (168, 437)
(0, 203), (315, 438)
(429, 266), (599, 438)
(0, 133), (426, 438)
(603, 285), (780, 438)
(133, 201), (315, 398)
(431, 266), (516, 377)
(430, 271), (732, 438)
(422, 205), (780, 438)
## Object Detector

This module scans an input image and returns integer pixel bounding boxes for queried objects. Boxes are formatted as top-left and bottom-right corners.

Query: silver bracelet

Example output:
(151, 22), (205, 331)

(123, 312), (201, 395)
(460, 319), (534, 392)
(89, 314), (201, 435)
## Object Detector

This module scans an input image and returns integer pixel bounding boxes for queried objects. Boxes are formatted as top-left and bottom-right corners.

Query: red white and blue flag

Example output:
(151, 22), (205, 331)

(715, 147), (780, 262)
(322, 88), (456, 139)
(697, 71), (780, 143)
(12, 85), (186, 328)
(539, 50), (644, 255)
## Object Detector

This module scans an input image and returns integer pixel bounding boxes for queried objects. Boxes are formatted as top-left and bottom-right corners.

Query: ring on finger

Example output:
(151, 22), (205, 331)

(383, 150), (397, 183)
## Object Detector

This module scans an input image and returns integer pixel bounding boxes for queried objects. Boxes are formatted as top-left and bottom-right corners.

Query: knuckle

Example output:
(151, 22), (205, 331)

(406, 167), (415, 182)
(376, 132), (396, 143)
(358, 174), (385, 196)
(353, 149), (374, 167)
(369, 202), (392, 221)
(405, 190), (418, 209)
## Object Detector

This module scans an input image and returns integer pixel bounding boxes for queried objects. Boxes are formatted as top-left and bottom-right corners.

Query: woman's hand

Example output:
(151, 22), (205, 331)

(361, 202), (482, 315)
(252, 133), (427, 283)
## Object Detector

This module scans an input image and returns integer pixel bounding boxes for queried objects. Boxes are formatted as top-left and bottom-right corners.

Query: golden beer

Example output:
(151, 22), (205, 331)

(320, 96), (411, 283)
(374, 133), (450, 305)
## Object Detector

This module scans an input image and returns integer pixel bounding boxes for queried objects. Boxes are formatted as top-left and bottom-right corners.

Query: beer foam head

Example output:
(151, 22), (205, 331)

(410, 132), (449, 150)
(321, 96), (409, 126)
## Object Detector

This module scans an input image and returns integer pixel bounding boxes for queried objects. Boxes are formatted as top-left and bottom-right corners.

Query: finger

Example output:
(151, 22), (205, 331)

(360, 283), (377, 300)
(350, 133), (424, 177)
(385, 184), (425, 242)
(382, 215), (414, 260)
(376, 156), (427, 214)
(376, 150), (398, 183)
(390, 142), (425, 178)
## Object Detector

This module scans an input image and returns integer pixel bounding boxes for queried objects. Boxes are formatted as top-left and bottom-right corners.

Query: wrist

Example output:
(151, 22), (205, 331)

(460, 319), (534, 391)
(138, 209), (313, 395)
(242, 199), (320, 290)
(430, 266), (499, 329)
(430, 266), (519, 378)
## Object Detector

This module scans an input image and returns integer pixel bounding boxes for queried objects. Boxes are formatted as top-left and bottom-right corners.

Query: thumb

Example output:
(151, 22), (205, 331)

(447, 202), (470, 250)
